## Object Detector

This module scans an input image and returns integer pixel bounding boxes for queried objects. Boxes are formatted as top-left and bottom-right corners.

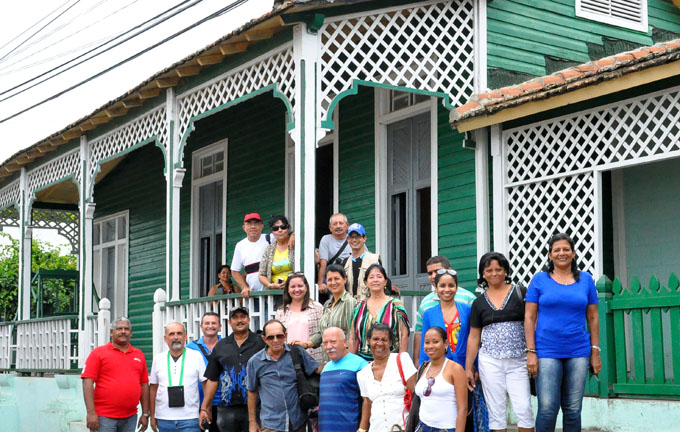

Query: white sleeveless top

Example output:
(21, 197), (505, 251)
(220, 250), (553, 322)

(414, 359), (457, 429)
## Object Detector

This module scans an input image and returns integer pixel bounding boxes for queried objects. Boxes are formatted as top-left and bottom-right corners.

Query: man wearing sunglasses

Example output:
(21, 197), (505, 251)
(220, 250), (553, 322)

(413, 256), (477, 365)
(246, 320), (322, 432)
(200, 307), (264, 432)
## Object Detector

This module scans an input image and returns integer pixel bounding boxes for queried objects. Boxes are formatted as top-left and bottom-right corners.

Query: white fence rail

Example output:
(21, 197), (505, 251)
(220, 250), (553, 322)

(152, 288), (429, 354)
(0, 322), (12, 369)
(15, 316), (77, 370)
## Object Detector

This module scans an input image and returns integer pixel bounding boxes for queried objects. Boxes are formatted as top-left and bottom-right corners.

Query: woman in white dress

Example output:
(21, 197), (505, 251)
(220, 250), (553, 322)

(357, 323), (417, 431)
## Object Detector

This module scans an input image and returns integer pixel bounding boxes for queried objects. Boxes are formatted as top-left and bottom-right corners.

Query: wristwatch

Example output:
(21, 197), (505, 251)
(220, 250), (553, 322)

(143, 412), (150, 418)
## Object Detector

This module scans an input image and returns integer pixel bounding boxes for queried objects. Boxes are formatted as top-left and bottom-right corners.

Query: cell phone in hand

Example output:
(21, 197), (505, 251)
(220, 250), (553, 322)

(201, 418), (210, 430)
(277, 278), (284, 284)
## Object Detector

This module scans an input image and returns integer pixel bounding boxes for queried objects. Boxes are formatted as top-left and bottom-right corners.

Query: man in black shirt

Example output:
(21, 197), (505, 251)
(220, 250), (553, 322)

(199, 307), (264, 432)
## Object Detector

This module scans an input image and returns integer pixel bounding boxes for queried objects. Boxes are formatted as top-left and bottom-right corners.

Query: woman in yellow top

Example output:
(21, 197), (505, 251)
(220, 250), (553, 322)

(259, 215), (295, 289)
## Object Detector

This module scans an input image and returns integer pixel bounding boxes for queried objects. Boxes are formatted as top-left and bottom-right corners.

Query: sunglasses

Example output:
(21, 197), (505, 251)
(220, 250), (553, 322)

(424, 377), (435, 397)
(428, 268), (458, 276)
(271, 224), (289, 232)
(264, 333), (286, 341)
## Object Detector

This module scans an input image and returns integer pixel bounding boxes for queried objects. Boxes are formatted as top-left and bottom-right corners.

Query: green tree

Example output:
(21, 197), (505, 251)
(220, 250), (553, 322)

(0, 232), (77, 321)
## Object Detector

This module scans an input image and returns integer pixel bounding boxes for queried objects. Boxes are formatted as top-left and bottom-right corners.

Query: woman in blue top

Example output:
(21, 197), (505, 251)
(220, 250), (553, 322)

(524, 233), (601, 432)
(421, 269), (489, 432)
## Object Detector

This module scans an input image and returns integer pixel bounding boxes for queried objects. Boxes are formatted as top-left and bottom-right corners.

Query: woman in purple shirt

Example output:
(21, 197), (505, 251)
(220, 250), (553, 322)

(524, 233), (601, 432)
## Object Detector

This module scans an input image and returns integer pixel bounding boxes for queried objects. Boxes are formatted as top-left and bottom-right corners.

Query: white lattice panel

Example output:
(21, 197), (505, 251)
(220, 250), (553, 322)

(0, 323), (12, 369)
(177, 46), (295, 141)
(15, 318), (76, 370)
(32, 208), (80, 253)
(0, 207), (18, 227)
(90, 106), (167, 180)
(0, 179), (20, 211)
(27, 150), (80, 197)
(506, 173), (596, 285)
(505, 88), (680, 185)
(319, 0), (474, 122)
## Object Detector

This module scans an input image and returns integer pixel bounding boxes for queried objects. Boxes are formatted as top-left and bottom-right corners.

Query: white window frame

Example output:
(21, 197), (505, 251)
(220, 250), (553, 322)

(576, 0), (648, 33)
(375, 88), (439, 259)
(190, 139), (228, 298)
(93, 210), (129, 318)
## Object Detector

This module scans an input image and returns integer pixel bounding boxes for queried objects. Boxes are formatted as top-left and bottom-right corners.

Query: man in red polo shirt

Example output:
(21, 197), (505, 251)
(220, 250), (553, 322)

(82, 317), (150, 432)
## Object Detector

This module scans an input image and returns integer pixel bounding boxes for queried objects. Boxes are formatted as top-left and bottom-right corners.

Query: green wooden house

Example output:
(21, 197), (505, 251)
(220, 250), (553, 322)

(0, 1), (679, 430)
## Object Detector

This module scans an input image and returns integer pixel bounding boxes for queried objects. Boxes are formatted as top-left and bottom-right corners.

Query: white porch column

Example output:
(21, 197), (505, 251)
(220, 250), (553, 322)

(292, 23), (321, 284)
(474, 128), (490, 259)
(165, 88), (184, 301)
(17, 168), (31, 321)
(77, 136), (97, 365)
(490, 125), (507, 255)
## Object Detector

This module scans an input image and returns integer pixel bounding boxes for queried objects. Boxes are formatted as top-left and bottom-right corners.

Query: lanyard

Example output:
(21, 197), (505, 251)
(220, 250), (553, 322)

(167, 350), (186, 387)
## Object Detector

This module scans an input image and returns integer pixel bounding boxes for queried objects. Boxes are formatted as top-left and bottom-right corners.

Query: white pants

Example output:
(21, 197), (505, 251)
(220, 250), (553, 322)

(478, 352), (535, 430)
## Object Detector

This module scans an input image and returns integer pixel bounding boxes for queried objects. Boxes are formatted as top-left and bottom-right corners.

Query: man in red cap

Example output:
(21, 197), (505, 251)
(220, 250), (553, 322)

(230, 213), (269, 298)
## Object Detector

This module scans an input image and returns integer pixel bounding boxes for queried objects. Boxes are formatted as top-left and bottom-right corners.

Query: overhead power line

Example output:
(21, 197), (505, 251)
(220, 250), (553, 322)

(0, 0), (203, 101)
(0, 0), (249, 124)
(0, 0), (73, 52)
(0, 0), (82, 64)
(0, 0), (135, 72)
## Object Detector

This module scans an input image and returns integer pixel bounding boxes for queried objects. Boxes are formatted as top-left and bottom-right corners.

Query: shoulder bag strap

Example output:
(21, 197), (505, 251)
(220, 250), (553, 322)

(196, 344), (211, 360)
(396, 352), (407, 387)
(328, 240), (348, 264)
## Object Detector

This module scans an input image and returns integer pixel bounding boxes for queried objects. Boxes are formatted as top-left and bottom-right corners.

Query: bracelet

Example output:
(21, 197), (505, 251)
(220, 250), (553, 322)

(591, 345), (601, 352)
(200, 409), (210, 413)
(357, 429), (367, 432)
(525, 348), (537, 354)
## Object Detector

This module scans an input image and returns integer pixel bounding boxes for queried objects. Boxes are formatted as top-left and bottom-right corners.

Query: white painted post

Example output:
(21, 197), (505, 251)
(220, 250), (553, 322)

(474, 127), (490, 259)
(78, 135), (96, 366)
(165, 88), (184, 301)
(96, 298), (110, 347)
(292, 23), (320, 284)
(152, 288), (167, 355)
(490, 125), (507, 255)
(17, 168), (31, 321)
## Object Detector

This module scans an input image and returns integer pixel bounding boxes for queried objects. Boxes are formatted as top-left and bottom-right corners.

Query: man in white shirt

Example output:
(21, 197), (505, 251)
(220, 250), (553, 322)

(150, 322), (207, 432)
(230, 213), (269, 299)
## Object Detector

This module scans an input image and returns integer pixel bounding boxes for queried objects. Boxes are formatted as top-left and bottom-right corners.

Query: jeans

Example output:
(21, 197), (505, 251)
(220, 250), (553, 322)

(96, 415), (137, 432)
(416, 420), (454, 432)
(216, 406), (248, 432)
(156, 418), (201, 432)
(535, 357), (590, 432)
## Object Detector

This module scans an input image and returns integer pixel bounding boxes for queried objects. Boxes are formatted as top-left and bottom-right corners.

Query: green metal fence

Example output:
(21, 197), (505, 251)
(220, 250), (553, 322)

(589, 274), (680, 399)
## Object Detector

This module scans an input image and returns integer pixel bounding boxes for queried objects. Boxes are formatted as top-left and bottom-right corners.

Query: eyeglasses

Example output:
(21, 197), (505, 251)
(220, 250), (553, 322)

(264, 333), (286, 341)
(423, 377), (435, 397)
(432, 269), (457, 276)
(271, 224), (289, 232)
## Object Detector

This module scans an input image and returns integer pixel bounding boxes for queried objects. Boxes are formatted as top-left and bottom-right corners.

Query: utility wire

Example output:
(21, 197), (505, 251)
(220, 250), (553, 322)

(0, 0), (73, 52)
(0, 0), (82, 63)
(0, 0), (128, 70)
(0, 0), (249, 124)
(0, 0), (202, 101)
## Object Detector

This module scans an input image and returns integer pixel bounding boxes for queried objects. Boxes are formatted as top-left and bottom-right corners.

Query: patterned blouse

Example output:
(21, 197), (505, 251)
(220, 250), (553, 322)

(351, 297), (410, 361)
(310, 290), (356, 361)
(259, 243), (295, 283)
(479, 285), (526, 359)
(275, 300), (324, 362)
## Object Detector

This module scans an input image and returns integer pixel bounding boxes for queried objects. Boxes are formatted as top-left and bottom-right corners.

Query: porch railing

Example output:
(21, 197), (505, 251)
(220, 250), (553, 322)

(14, 315), (78, 371)
(591, 274), (680, 399)
(0, 321), (13, 369)
(152, 288), (429, 354)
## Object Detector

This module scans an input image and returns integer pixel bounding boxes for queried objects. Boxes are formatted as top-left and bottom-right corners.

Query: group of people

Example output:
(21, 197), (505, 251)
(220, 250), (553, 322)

(82, 221), (601, 432)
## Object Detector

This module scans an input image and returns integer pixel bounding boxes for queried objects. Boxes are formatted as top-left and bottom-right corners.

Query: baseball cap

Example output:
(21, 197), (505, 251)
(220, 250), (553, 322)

(229, 306), (249, 318)
(348, 223), (366, 236)
(243, 213), (262, 223)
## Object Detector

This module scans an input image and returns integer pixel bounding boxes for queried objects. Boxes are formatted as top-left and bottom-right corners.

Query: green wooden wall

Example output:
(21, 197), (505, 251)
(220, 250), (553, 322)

(487, 0), (680, 88)
(436, 104), (478, 290)
(93, 142), (166, 360)
(338, 87), (377, 251)
(179, 93), (287, 297)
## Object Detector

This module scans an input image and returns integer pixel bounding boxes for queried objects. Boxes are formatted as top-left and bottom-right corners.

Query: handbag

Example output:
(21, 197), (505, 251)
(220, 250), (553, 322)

(289, 345), (320, 411)
(514, 284), (537, 396)
(396, 352), (413, 424)
(404, 361), (430, 432)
